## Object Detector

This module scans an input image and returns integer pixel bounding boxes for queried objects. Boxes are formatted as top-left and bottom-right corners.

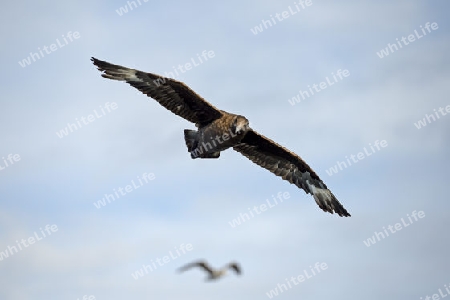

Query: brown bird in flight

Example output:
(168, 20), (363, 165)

(178, 260), (241, 281)
(91, 57), (350, 217)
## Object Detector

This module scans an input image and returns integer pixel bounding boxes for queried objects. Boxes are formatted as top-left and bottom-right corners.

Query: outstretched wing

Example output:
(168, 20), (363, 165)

(178, 261), (214, 275)
(91, 57), (223, 126)
(233, 130), (350, 217)
(227, 263), (242, 275)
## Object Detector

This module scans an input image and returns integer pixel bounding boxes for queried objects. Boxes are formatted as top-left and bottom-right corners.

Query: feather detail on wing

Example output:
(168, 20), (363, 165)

(91, 57), (223, 126)
(233, 130), (350, 217)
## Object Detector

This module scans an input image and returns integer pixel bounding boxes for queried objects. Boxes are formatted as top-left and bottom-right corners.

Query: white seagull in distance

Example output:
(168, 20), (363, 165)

(178, 260), (242, 281)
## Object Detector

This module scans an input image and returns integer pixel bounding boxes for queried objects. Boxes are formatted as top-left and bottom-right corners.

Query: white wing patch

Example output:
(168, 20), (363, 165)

(100, 67), (139, 82)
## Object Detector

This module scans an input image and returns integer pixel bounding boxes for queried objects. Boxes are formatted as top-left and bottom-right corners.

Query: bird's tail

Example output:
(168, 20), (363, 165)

(184, 129), (220, 159)
(184, 129), (198, 152)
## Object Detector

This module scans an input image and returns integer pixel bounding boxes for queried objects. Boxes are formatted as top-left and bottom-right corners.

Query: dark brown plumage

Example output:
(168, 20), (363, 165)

(91, 57), (351, 217)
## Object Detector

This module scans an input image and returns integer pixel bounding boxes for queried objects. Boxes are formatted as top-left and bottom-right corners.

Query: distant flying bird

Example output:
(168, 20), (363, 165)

(91, 57), (351, 217)
(178, 260), (241, 281)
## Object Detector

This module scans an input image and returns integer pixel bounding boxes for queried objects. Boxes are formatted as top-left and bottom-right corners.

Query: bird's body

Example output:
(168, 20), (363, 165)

(184, 112), (249, 158)
(178, 260), (241, 281)
(91, 57), (351, 217)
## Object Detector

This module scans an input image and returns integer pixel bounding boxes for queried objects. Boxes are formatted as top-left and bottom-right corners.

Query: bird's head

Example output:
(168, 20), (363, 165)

(232, 115), (250, 135)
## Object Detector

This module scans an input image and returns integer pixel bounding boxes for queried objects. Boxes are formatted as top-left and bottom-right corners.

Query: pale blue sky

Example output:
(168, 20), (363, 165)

(1, 1), (449, 299)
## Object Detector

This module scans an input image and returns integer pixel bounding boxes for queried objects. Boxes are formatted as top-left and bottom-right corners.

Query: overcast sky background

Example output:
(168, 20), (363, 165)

(1, 1), (449, 299)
